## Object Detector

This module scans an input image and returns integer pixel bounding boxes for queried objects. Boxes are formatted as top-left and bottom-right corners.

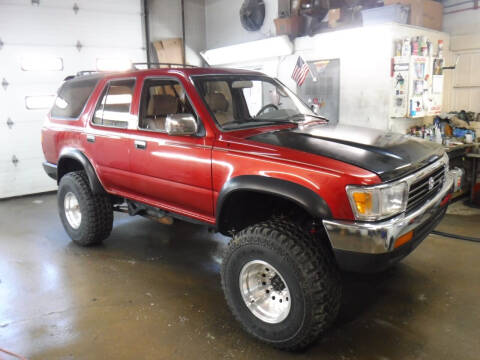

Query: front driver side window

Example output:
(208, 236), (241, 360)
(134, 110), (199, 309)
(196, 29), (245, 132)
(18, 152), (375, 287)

(139, 79), (196, 132)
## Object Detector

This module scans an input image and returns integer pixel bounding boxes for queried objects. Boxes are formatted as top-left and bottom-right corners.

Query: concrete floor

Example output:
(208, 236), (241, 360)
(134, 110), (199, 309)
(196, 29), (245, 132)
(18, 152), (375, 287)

(0, 193), (479, 360)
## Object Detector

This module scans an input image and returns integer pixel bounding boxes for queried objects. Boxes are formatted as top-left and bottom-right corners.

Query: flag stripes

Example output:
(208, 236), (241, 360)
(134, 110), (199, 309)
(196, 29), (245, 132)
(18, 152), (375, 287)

(291, 57), (310, 87)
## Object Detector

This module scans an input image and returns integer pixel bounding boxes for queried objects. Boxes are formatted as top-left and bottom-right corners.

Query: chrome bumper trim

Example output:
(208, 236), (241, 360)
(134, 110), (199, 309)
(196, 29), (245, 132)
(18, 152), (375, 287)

(323, 171), (453, 254)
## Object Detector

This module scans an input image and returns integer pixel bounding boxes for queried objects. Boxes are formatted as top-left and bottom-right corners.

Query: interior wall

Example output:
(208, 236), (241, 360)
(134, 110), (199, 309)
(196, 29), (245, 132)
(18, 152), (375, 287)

(221, 24), (450, 133)
(205, 0), (278, 49)
(289, 26), (393, 131)
(443, 1), (480, 36)
(148, 0), (206, 65)
(441, 2), (480, 113)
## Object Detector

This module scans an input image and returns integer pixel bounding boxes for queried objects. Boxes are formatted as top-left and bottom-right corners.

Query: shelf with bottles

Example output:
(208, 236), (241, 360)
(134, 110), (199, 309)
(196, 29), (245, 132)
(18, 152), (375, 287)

(390, 36), (445, 119)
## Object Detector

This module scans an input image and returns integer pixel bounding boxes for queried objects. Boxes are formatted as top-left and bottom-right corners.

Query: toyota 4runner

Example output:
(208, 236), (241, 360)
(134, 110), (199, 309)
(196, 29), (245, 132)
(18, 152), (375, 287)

(42, 66), (453, 350)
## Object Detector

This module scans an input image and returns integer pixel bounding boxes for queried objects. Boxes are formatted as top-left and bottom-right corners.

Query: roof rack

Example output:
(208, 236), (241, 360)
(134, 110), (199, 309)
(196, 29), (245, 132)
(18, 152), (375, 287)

(64, 70), (98, 81)
(132, 62), (199, 69)
(63, 62), (200, 81)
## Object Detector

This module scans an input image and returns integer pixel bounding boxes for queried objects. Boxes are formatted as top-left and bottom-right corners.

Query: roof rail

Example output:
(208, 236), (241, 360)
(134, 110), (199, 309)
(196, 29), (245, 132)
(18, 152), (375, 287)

(132, 62), (198, 69)
(76, 70), (98, 76)
(63, 70), (100, 81)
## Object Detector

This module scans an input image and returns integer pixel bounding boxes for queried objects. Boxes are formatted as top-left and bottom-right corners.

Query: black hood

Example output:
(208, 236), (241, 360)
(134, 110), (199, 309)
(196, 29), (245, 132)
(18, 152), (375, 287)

(247, 123), (444, 181)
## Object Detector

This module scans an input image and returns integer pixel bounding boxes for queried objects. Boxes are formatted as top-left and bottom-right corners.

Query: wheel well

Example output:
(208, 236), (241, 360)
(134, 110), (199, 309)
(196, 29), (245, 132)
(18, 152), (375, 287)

(217, 190), (318, 236)
(57, 157), (85, 183)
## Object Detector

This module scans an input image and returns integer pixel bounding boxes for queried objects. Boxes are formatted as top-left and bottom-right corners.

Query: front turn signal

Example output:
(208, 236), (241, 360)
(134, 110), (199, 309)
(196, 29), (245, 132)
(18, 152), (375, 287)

(352, 191), (373, 215)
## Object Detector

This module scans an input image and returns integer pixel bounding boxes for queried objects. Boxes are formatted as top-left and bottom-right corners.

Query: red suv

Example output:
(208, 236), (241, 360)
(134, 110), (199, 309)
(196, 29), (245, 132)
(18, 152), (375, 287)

(42, 66), (453, 350)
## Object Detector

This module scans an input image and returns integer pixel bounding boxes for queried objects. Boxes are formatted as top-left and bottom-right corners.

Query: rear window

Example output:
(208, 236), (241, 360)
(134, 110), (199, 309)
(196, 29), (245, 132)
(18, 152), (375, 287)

(51, 78), (99, 119)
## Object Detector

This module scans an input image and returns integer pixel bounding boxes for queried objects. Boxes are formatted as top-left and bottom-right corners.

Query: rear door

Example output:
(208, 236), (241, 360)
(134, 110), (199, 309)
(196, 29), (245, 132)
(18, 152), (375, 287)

(84, 78), (136, 193)
(128, 76), (214, 222)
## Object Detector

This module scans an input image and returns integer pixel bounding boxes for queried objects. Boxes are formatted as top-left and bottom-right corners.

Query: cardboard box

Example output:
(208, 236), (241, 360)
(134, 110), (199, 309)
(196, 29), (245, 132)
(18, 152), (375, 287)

(152, 38), (184, 66)
(384, 0), (443, 31)
(274, 16), (305, 36)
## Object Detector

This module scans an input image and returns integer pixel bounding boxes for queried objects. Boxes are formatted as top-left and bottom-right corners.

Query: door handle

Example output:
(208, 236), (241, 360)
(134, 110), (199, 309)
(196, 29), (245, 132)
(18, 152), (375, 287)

(135, 140), (147, 150)
(86, 134), (95, 143)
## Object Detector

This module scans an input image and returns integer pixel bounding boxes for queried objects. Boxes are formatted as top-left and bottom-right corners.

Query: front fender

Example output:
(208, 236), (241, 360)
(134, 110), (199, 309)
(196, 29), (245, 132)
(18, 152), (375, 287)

(216, 175), (332, 225)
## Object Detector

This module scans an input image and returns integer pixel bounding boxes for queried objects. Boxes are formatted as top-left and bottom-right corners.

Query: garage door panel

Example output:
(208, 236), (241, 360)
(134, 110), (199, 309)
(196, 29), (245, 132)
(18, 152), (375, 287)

(0, 46), (146, 87)
(0, 0), (142, 13)
(0, 157), (57, 199)
(0, 121), (45, 158)
(0, 0), (145, 198)
(0, 4), (143, 48)
(1, 83), (56, 124)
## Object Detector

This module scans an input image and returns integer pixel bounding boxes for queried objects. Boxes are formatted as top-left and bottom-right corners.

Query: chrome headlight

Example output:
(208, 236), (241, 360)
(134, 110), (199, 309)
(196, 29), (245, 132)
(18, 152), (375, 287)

(346, 181), (408, 221)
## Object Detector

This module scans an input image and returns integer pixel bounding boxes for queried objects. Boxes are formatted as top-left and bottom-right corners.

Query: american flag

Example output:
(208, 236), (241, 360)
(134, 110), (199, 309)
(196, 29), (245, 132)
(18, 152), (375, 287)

(291, 56), (310, 87)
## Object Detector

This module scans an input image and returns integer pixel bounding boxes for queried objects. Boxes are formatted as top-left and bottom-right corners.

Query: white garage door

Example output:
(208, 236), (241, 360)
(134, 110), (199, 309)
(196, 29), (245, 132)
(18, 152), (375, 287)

(0, 0), (145, 198)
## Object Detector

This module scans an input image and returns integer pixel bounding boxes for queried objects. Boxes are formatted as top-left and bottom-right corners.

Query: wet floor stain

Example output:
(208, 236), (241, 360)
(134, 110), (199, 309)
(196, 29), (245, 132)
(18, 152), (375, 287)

(0, 193), (479, 359)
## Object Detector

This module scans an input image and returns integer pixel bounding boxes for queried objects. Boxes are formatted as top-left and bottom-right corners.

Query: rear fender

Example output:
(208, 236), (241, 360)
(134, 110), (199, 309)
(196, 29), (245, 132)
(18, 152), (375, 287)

(57, 148), (106, 195)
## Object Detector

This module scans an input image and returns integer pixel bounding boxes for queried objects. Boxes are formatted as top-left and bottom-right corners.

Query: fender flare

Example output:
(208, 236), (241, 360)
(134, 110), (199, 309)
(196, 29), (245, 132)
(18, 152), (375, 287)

(57, 148), (106, 194)
(216, 175), (332, 225)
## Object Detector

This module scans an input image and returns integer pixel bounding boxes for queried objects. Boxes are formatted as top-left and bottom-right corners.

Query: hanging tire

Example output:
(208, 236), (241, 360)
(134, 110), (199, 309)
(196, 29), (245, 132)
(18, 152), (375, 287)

(58, 171), (113, 246)
(221, 219), (341, 350)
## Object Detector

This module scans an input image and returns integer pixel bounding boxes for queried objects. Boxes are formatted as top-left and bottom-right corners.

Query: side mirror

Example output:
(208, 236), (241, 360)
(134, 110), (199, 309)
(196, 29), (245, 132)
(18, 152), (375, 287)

(165, 113), (198, 136)
(310, 104), (320, 115)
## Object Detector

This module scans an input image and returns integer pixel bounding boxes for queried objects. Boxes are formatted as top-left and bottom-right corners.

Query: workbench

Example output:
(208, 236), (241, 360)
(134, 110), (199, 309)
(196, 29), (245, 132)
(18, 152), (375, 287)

(444, 143), (479, 203)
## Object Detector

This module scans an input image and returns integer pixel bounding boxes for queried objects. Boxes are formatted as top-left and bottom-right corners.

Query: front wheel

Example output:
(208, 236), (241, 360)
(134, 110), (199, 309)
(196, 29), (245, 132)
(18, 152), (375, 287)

(58, 171), (113, 246)
(221, 220), (341, 350)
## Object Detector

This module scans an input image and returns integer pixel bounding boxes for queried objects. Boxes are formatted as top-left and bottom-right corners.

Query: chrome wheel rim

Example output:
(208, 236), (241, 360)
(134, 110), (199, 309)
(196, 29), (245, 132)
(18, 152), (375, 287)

(239, 260), (291, 324)
(64, 192), (81, 229)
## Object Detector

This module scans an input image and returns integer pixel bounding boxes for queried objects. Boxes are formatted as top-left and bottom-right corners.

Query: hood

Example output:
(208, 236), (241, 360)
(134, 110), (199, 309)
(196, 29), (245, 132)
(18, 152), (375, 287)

(247, 123), (444, 181)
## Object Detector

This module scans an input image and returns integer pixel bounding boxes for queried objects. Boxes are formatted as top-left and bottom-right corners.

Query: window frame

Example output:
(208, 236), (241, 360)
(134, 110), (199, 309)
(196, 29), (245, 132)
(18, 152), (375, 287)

(191, 74), (315, 132)
(137, 76), (205, 137)
(90, 77), (137, 129)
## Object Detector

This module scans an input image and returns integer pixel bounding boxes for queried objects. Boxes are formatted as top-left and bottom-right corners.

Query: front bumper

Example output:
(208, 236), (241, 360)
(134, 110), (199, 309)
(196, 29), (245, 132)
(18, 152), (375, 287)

(323, 171), (454, 272)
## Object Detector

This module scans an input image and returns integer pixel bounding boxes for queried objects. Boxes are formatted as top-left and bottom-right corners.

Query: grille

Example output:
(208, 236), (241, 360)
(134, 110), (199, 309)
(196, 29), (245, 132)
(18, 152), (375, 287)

(406, 165), (446, 213)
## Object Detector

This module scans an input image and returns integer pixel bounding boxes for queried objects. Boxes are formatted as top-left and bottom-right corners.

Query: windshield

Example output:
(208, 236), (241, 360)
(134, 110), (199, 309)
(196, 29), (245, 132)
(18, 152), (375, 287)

(192, 75), (321, 130)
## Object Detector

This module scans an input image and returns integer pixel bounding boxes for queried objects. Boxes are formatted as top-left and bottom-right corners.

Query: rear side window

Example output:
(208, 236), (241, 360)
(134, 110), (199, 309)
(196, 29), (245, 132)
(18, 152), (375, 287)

(51, 78), (99, 119)
(92, 79), (135, 128)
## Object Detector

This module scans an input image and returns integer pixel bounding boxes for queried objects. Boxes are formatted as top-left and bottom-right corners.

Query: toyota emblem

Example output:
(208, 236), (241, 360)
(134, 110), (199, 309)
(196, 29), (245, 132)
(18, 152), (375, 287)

(428, 177), (435, 190)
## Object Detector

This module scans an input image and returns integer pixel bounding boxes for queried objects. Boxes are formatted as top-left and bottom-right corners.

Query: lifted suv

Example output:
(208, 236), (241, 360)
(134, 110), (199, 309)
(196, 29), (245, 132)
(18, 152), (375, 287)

(42, 66), (453, 350)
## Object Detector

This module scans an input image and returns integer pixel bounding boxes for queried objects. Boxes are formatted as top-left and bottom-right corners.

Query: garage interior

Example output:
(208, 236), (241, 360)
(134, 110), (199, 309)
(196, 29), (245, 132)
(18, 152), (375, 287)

(0, 0), (479, 359)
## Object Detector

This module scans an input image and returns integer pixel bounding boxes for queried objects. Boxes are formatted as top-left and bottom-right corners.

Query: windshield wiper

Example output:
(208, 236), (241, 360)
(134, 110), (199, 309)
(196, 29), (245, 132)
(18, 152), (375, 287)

(287, 113), (329, 122)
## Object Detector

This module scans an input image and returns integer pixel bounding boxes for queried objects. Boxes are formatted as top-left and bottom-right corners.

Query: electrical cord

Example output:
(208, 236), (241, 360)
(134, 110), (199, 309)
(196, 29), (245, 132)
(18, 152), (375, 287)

(431, 230), (480, 243)
(0, 347), (28, 360)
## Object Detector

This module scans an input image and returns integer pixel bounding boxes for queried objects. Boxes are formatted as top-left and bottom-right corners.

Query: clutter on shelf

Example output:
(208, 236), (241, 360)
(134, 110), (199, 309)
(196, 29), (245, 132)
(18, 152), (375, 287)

(274, 0), (443, 38)
(407, 111), (479, 147)
(391, 35), (445, 119)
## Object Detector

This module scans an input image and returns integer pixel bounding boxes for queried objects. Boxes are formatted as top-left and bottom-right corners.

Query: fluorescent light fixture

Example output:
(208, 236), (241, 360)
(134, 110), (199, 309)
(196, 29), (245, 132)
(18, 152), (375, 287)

(96, 58), (132, 72)
(201, 35), (293, 66)
(21, 56), (63, 71)
(25, 95), (55, 110)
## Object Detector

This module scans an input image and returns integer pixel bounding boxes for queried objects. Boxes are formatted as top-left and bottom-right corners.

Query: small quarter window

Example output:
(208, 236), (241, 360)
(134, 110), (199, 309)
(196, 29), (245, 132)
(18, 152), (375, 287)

(51, 77), (99, 118)
(92, 79), (135, 128)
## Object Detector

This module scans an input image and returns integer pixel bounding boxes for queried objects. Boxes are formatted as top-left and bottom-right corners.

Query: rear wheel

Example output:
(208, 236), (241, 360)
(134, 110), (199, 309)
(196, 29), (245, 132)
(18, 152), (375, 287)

(58, 171), (113, 246)
(221, 219), (341, 350)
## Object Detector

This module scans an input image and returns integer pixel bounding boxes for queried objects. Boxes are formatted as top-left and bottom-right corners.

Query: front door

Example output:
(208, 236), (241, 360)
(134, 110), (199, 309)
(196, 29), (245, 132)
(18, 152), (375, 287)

(129, 77), (213, 222)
